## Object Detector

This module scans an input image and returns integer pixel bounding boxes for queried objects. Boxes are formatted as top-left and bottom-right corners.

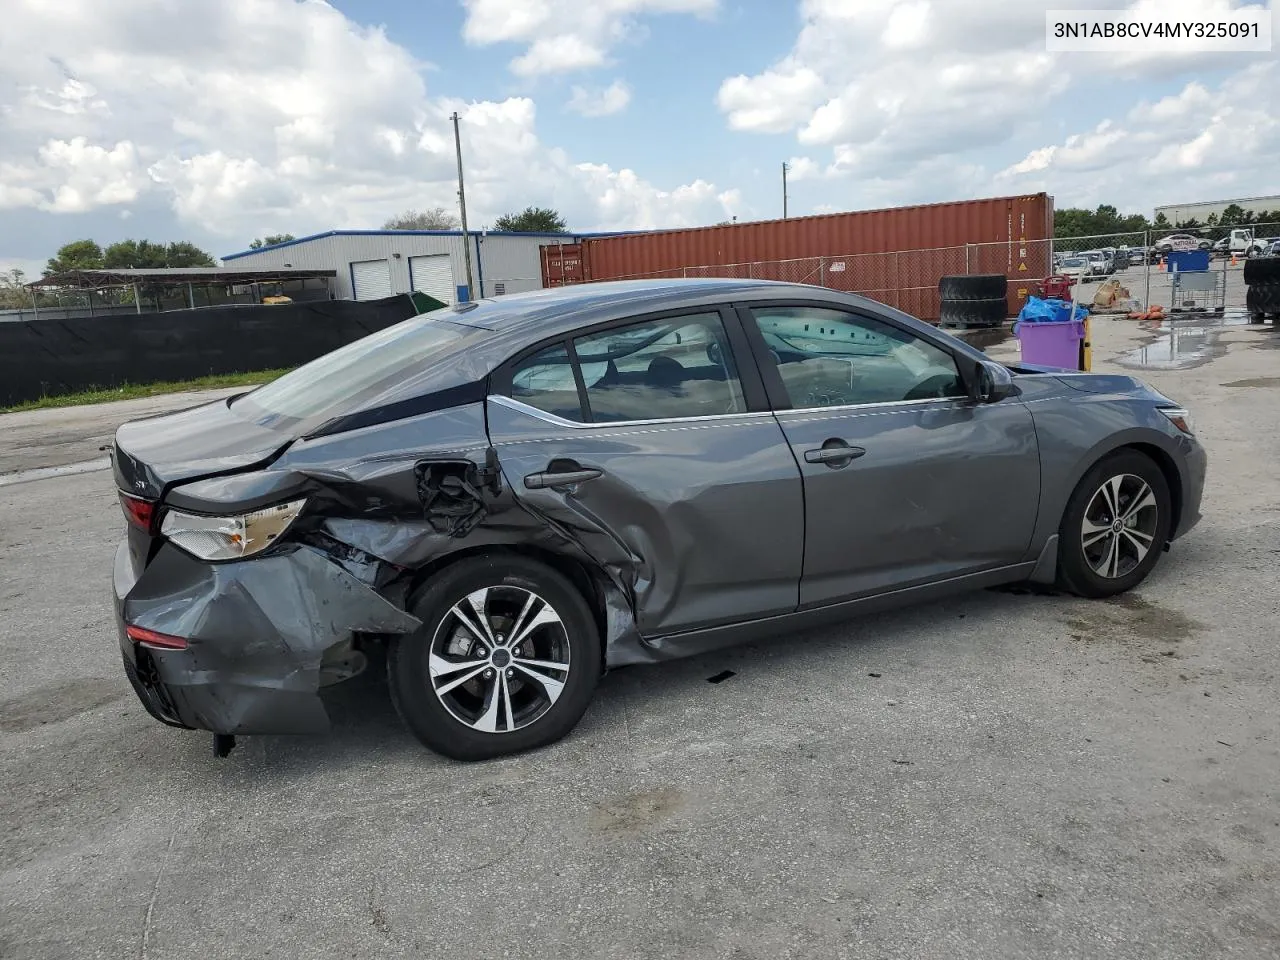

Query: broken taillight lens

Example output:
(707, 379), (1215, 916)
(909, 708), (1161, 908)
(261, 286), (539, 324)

(125, 625), (188, 650)
(119, 492), (156, 532)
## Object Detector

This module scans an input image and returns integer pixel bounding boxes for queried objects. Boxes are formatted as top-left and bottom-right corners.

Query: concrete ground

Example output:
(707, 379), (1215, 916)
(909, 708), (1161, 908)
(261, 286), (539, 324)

(2, 316), (1279, 960)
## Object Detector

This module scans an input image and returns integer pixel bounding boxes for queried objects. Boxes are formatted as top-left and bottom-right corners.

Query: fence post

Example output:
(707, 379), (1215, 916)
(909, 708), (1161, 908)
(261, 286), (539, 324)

(132, 283), (142, 314)
(1143, 230), (1152, 311)
(819, 257), (825, 287)
(965, 244), (971, 274)
(28, 286), (39, 320)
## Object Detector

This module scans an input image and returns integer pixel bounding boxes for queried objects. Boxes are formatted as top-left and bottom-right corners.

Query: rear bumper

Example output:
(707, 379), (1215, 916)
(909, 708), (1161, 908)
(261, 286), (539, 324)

(113, 541), (420, 736)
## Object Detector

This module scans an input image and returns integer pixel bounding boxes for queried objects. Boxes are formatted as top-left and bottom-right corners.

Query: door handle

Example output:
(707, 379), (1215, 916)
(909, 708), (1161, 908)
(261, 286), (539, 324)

(523, 467), (603, 489)
(804, 442), (866, 467)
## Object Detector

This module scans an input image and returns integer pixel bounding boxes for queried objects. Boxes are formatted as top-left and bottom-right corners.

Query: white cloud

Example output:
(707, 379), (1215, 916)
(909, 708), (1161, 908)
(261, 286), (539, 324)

(997, 61), (1279, 213)
(0, 0), (739, 256)
(462, 0), (718, 77)
(718, 67), (825, 134)
(715, 0), (1271, 194)
(567, 81), (632, 117)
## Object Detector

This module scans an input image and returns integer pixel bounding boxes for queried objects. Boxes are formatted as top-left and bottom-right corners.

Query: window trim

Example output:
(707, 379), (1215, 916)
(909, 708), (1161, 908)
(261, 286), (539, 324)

(492, 304), (770, 426)
(735, 299), (977, 414)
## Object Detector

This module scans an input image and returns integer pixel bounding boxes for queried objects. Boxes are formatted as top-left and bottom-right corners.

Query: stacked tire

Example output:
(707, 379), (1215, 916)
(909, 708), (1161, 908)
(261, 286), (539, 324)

(1244, 256), (1280, 324)
(938, 274), (1009, 328)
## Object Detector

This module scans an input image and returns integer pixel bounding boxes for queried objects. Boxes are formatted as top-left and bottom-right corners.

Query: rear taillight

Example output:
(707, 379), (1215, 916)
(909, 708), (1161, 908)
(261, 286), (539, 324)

(119, 492), (156, 532)
(125, 625), (188, 650)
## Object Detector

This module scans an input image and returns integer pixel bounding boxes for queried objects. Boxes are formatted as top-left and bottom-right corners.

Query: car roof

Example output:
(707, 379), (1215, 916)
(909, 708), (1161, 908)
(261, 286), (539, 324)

(429, 278), (931, 340)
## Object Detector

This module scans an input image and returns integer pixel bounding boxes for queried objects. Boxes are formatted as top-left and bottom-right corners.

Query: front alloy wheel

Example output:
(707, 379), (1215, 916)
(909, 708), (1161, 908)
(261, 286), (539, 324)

(1057, 450), (1172, 598)
(1080, 474), (1159, 580)
(389, 555), (601, 761)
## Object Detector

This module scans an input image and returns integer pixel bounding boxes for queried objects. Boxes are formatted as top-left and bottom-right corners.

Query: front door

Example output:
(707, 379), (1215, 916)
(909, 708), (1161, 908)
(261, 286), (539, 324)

(743, 303), (1041, 608)
(486, 308), (805, 636)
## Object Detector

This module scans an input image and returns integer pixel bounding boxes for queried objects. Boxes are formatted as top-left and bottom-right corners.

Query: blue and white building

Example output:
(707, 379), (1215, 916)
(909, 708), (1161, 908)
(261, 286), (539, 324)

(221, 230), (609, 304)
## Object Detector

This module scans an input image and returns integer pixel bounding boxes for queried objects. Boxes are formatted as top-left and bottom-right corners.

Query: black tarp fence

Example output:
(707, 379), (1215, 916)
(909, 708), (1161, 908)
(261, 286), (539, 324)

(0, 295), (427, 406)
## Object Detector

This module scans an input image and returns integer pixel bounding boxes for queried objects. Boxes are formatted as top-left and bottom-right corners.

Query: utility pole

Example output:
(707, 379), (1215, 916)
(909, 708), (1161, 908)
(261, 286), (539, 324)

(782, 162), (789, 219)
(451, 112), (475, 300)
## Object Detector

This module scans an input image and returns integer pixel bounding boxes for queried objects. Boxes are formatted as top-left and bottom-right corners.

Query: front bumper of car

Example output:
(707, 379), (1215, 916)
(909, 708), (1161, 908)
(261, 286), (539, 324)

(113, 540), (420, 735)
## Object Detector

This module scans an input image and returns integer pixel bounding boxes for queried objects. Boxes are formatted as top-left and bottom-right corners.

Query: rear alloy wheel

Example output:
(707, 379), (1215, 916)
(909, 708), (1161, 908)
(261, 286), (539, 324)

(1056, 451), (1172, 598)
(389, 555), (600, 760)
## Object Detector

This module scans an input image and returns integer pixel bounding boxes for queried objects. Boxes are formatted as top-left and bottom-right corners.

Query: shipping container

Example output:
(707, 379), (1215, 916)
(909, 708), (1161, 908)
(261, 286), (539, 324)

(540, 193), (1054, 322)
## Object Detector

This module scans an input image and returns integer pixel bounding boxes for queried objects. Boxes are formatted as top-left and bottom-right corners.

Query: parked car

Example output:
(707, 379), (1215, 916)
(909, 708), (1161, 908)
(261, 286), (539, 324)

(110, 279), (1206, 760)
(1127, 247), (1149, 266)
(1079, 251), (1110, 277)
(1155, 233), (1213, 254)
(1056, 256), (1091, 282)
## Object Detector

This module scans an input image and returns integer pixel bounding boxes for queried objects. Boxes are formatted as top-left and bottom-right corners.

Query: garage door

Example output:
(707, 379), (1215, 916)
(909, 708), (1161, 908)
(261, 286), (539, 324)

(351, 259), (392, 301)
(409, 254), (455, 305)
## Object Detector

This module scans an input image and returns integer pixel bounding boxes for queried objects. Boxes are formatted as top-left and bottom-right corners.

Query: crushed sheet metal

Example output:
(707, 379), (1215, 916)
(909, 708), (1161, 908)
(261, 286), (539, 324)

(121, 544), (421, 734)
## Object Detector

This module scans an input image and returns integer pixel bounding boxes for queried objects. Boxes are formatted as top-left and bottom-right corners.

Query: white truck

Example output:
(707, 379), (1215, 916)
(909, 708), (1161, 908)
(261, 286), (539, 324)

(1211, 228), (1275, 257)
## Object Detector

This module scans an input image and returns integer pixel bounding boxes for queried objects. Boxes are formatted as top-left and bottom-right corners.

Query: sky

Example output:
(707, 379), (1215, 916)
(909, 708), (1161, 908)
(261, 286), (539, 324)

(0, 0), (1276, 277)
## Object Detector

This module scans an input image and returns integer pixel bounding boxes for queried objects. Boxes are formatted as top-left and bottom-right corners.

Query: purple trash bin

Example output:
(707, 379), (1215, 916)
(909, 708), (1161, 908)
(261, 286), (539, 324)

(1014, 319), (1084, 370)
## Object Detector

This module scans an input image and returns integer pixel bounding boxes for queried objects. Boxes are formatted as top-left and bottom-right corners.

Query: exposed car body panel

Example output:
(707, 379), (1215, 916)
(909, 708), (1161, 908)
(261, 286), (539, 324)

(115, 541), (420, 734)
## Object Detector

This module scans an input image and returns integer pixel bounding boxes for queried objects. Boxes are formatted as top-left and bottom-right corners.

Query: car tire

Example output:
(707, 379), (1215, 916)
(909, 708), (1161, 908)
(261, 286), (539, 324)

(938, 296), (1007, 328)
(1056, 450), (1172, 599)
(1243, 258), (1280, 286)
(388, 554), (601, 761)
(938, 274), (1008, 301)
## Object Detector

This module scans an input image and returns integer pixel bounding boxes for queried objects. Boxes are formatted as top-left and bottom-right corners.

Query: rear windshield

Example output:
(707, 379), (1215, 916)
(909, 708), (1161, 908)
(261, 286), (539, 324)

(231, 313), (492, 433)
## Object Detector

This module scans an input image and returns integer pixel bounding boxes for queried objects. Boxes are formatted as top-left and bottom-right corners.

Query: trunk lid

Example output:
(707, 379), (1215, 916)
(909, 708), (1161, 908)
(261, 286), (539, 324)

(112, 396), (291, 500)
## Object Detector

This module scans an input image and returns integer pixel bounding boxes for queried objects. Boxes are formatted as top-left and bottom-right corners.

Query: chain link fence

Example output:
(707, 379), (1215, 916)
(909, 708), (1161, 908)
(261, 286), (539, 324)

(584, 224), (1280, 321)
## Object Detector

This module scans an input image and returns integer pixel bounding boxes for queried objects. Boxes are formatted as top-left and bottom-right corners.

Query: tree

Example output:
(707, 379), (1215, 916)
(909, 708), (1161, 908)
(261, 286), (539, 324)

(162, 241), (217, 267)
(1219, 204), (1246, 226)
(0, 269), (31, 309)
(383, 207), (460, 231)
(101, 239), (215, 269)
(494, 206), (568, 233)
(44, 239), (104, 276)
(250, 234), (296, 249)
(1153, 212), (1171, 229)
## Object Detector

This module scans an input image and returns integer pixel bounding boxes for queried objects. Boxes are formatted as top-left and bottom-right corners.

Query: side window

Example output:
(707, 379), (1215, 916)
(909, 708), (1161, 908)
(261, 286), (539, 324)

(573, 313), (746, 423)
(509, 343), (585, 421)
(750, 306), (965, 408)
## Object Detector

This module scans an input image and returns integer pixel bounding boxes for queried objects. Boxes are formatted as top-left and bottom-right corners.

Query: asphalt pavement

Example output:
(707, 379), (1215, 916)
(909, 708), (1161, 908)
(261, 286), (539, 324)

(2, 316), (1279, 959)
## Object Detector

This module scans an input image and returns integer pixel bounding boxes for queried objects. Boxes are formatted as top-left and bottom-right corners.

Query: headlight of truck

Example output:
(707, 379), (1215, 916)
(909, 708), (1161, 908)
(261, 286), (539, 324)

(160, 499), (307, 561)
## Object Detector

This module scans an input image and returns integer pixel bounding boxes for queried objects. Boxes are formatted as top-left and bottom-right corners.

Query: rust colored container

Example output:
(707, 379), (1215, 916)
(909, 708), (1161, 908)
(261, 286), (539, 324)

(550, 194), (1054, 321)
(539, 242), (586, 287)
(581, 193), (1053, 279)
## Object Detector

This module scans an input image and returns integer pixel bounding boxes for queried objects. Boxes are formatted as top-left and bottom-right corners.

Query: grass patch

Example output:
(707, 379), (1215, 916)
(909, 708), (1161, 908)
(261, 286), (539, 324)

(0, 368), (292, 414)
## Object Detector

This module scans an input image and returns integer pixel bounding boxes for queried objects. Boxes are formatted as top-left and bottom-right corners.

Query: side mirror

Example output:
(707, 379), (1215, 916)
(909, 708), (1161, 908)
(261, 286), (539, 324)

(972, 360), (1016, 403)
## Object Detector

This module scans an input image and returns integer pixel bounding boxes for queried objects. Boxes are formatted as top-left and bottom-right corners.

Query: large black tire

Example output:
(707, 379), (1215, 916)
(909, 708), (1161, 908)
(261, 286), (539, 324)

(938, 274), (1008, 301)
(1246, 283), (1280, 317)
(938, 297), (1007, 328)
(389, 554), (601, 761)
(1056, 450), (1172, 599)
(1243, 257), (1280, 286)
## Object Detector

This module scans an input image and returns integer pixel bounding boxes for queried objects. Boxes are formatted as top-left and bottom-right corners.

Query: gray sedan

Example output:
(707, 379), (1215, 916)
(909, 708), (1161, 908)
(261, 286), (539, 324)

(110, 279), (1206, 760)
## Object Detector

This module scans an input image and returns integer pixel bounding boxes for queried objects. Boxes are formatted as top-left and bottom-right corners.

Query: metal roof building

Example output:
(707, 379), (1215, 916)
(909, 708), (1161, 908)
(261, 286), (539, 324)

(1154, 195), (1280, 225)
(221, 230), (628, 304)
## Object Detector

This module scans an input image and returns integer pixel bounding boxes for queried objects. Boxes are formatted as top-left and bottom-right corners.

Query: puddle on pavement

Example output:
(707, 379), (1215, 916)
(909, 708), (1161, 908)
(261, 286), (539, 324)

(1117, 309), (1251, 370)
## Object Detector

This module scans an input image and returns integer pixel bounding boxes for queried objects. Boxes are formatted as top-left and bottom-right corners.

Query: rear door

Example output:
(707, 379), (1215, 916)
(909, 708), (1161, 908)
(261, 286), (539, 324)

(486, 306), (805, 636)
(741, 301), (1040, 608)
